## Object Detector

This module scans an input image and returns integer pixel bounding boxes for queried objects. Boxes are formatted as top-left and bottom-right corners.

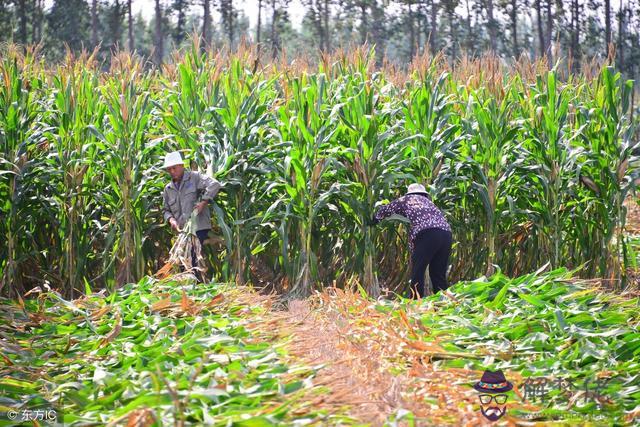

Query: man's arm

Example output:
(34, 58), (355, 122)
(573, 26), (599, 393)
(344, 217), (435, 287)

(163, 188), (174, 223)
(196, 172), (221, 202)
(163, 188), (180, 231)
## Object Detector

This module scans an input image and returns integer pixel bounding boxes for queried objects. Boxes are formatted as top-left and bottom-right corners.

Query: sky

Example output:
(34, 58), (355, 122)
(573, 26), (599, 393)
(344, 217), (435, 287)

(44, 0), (308, 30)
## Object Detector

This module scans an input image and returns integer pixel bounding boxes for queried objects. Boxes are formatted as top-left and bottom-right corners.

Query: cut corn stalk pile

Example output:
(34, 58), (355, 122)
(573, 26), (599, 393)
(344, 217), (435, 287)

(254, 267), (640, 424)
(0, 278), (357, 426)
(2, 268), (640, 425)
(157, 213), (206, 280)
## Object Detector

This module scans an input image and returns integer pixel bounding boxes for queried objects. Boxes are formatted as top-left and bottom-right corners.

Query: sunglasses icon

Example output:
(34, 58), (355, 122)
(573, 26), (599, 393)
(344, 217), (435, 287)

(479, 394), (508, 405)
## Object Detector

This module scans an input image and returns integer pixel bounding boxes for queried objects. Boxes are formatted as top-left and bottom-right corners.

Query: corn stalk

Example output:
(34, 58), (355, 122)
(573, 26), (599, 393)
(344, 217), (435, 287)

(43, 59), (105, 297)
(201, 60), (276, 284)
(335, 68), (413, 297)
(572, 67), (638, 285)
(88, 61), (156, 288)
(0, 54), (43, 296)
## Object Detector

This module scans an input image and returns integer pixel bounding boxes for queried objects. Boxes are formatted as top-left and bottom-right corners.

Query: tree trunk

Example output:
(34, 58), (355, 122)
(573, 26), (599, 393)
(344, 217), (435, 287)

(18, 0), (27, 45)
(91, 0), (98, 47)
(360, 1), (367, 45)
(175, 0), (185, 45)
(536, 0), (545, 58)
(486, 0), (497, 51)
(429, 0), (437, 53)
(271, 0), (278, 58)
(31, 0), (36, 41)
(203, 0), (211, 45)
(617, 0), (625, 71)
(228, 0), (234, 47)
(112, 0), (123, 50)
(416, 4), (422, 52)
(555, 0), (564, 42)
(449, 8), (456, 59)
(33, 0), (43, 42)
(567, 0), (573, 68)
(127, 0), (134, 51)
(257, 0), (262, 45)
(572, 0), (580, 71)
(465, 0), (472, 53)
(323, 0), (330, 51)
(604, 0), (611, 55)
(154, 0), (163, 66)
(371, 1), (385, 63)
(546, 0), (553, 63)
(39, 0), (44, 42)
(408, 1), (415, 59)
(510, 0), (518, 56)
(315, 0), (325, 51)
(29, 0), (35, 42)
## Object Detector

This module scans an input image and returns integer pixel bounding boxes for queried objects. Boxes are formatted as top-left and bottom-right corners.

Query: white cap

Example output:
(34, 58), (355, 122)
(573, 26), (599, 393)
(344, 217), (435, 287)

(406, 183), (428, 195)
(163, 151), (184, 168)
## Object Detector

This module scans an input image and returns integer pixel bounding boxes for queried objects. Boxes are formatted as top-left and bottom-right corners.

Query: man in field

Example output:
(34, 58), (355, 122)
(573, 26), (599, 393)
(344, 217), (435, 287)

(162, 151), (221, 281)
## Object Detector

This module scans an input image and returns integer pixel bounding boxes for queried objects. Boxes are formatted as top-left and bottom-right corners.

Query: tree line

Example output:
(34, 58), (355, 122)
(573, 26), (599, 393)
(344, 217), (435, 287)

(1, 0), (639, 78)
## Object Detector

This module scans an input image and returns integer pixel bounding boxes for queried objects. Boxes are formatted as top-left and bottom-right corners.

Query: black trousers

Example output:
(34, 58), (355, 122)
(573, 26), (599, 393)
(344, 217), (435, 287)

(410, 228), (452, 298)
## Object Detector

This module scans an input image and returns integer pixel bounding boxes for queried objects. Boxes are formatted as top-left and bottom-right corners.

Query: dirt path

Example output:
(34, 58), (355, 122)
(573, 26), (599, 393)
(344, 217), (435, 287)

(251, 288), (515, 426)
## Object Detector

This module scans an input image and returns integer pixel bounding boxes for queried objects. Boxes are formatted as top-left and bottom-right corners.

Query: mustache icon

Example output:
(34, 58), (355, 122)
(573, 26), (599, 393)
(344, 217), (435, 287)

(481, 405), (506, 421)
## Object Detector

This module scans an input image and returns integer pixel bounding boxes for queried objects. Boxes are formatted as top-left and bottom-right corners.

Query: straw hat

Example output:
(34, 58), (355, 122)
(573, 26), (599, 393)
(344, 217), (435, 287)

(163, 151), (184, 168)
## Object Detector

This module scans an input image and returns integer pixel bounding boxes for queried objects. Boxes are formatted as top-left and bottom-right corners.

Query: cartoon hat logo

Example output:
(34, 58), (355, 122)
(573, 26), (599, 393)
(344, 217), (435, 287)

(474, 370), (513, 422)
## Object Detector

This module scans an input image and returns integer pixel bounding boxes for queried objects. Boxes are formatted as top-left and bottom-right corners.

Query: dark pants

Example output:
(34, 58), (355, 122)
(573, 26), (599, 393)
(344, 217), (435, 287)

(187, 229), (209, 282)
(410, 228), (452, 298)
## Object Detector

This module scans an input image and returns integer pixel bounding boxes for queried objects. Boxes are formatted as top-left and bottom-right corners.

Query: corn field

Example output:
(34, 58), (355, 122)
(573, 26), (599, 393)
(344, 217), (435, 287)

(0, 43), (638, 299)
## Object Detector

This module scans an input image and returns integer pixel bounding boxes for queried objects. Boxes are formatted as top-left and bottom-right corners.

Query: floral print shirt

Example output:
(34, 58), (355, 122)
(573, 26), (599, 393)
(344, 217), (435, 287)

(374, 194), (451, 251)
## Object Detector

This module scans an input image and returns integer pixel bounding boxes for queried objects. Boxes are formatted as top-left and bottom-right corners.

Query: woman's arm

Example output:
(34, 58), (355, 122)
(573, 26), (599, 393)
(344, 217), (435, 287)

(373, 197), (404, 224)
